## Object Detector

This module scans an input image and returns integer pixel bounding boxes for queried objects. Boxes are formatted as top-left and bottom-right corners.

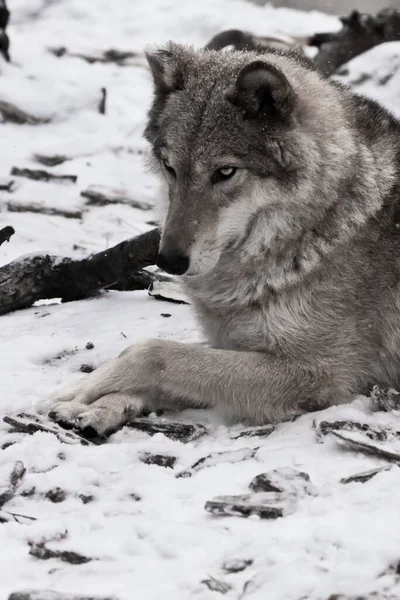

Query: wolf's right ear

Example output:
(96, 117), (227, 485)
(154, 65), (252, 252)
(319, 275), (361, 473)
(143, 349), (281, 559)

(226, 60), (295, 119)
(145, 48), (184, 95)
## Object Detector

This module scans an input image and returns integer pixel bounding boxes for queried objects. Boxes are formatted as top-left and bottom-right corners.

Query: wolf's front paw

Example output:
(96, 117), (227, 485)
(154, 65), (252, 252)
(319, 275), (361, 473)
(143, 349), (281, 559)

(46, 394), (145, 436)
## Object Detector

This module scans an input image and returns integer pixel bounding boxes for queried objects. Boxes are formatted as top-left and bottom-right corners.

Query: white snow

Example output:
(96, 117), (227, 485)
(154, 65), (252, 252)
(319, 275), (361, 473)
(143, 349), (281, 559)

(1, 1), (400, 599)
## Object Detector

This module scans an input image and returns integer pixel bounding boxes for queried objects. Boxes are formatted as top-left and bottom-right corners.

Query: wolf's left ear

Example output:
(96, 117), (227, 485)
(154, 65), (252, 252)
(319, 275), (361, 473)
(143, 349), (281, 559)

(145, 48), (184, 95)
(226, 60), (295, 119)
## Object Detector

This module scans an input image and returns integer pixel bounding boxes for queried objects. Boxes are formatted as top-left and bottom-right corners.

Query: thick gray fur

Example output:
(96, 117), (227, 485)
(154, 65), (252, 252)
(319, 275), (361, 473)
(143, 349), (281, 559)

(36, 43), (400, 433)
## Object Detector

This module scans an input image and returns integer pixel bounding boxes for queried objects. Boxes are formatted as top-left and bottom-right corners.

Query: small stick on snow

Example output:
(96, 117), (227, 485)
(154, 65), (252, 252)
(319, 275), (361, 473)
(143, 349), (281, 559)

(80, 185), (152, 210)
(7, 201), (82, 220)
(33, 153), (69, 167)
(10, 167), (77, 184)
(340, 465), (392, 484)
(176, 447), (258, 479)
(3, 414), (94, 446)
(28, 542), (93, 565)
(0, 461), (26, 508)
(127, 417), (206, 443)
(0, 101), (50, 125)
(317, 420), (394, 442)
(138, 452), (176, 469)
(205, 492), (296, 519)
(201, 576), (232, 595)
(330, 429), (400, 464)
(98, 87), (107, 115)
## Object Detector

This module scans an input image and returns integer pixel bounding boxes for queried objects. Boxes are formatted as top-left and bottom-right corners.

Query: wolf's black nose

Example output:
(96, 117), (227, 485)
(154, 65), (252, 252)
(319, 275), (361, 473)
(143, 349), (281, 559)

(156, 252), (189, 276)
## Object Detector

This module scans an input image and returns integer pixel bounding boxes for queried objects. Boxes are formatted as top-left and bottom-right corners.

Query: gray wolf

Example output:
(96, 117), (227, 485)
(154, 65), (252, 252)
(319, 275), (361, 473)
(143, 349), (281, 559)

(36, 43), (400, 435)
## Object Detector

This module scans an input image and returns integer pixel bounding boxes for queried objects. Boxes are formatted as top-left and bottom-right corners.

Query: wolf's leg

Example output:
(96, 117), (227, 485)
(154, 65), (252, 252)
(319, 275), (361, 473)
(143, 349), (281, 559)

(36, 339), (334, 433)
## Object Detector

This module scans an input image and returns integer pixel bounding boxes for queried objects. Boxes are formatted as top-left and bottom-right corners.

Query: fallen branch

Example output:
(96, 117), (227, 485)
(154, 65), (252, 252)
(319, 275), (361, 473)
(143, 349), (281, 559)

(0, 461), (26, 509)
(0, 225), (14, 247)
(127, 416), (206, 442)
(230, 424), (275, 440)
(0, 511), (36, 523)
(11, 167), (77, 184)
(176, 447), (258, 479)
(330, 429), (400, 464)
(201, 576), (231, 595)
(29, 541), (93, 565)
(0, 227), (160, 315)
(317, 420), (394, 442)
(205, 492), (295, 519)
(0, 100), (50, 125)
(80, 185), (152, 210)
(7, 201), (82, 220)
(340, 465), (392, 484)
(0, 178), (15, 192)
(49, 46), (140, 66)
(205, 8), (400, 78)
(33, 153), (68, 167)
(138, 452), (176, 468)
(311, 9), (400, 76)
(205, 29), (304, 54)
(3, 414), (94, 446)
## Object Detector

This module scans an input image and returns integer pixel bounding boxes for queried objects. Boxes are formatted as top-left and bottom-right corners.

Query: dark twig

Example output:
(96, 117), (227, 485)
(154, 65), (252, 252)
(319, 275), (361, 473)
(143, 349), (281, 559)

(127, 416), (206, 442)
(49, 46), (140, 66)
(205, 29), (305, 55)
(340, 465), (392, 484)
(98, 88), (107, 115)
(0, 461), (26, 508)
(3, 414), (94, 446)
(0, 0), (10, 62)
(7, 201), (82, 220)
(177, 447), (258, 479)
(10, 167), (77, 184)
(138, 452), (176, 468)
(80, 185), (152, 210)
(330, 429), (400, 464)
(201, 576), (232, 595)
(29, 542), (92, 565)
(230, 424), (275, 439)
(0, 226), (14, 247)
(317, 420), (395, 442)
(0, 101), (50, 125)
(0, 178), (15, 192)
(205, 492), (296, 519)
(33, 153), (68, 167)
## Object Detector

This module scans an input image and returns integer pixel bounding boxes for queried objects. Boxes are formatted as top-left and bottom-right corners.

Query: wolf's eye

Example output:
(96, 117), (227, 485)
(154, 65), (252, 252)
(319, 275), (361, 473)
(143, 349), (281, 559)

(162, 159), (176, 178)
(212, 166), (237, 184)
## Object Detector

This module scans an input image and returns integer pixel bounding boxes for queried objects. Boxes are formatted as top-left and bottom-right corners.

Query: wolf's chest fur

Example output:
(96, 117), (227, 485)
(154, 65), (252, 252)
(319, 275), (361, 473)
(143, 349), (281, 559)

(185, 260), (315, 354)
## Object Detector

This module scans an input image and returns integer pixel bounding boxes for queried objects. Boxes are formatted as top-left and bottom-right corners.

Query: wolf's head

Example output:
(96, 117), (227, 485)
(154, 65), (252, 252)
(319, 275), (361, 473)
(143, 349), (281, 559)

(143, 43), (387, 280)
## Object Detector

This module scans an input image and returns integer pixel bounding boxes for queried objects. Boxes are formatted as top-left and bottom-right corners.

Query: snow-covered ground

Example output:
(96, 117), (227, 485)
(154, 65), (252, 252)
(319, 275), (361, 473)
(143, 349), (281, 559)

(2, 1), (400, 599)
